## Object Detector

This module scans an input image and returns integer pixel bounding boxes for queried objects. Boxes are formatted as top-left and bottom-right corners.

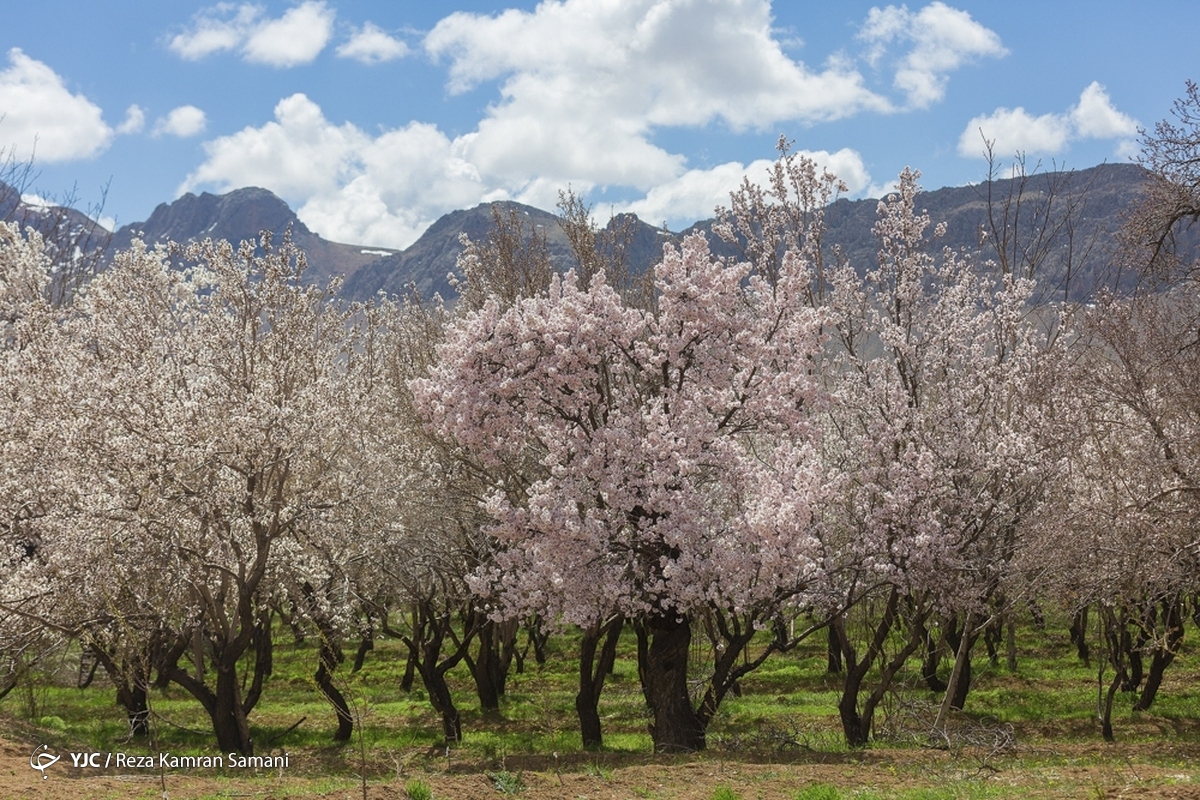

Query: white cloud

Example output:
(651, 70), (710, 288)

(154, 105), (208, 138)
(180, 94), (490, 248)
(0, 48), (112, 162)
(20, 191), (53, 209)
(116, 104), (146, 135)
(959, 82), (1140, 159)
(182, 94), (367, 199)
(426, 0), (890, 191)
(958, 107), (1072, 158)
(336, 22), (408, 65)
(1070, 81), (1139, 139)
(243, 1), (334, 67)
(183, 3), (1002, 249)
(168, 2), (334, 67)
(859, 2), (1006, 108)
(619, 149), (871, 228)
(168, 4), (262, 60)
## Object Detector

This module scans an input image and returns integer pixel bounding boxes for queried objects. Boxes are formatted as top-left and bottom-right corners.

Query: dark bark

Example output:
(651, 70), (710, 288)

(302, 585), (353, 742)
(315, 639), (353, 742)
(352, 619), (374, 673)
(943, 615), (977, 711)
(833, 589), (926, 748)
(465, 613), (516, 711)
(637, 613), (704, 752)
(162, 637), (256, 755)
(528, 617), (551, 667)
(1123, 623), (1145, 693)
(352, 633), (373, 673)
(380, 605), (418, 692)
(401, 648), (417, 693)
(77, 649), (100, 689)
(1070, 606), (1090, 665)
(90, 646), (151, 737)
(576, 615), (623, 748)
(983, 615), (1002, 667)
(1134, 598), (1185, 711)
(398, 599), (479, 744)
(919, 619), (947, 692)
(1100, 606), (1128, 743)
(826, 623), (843, 674)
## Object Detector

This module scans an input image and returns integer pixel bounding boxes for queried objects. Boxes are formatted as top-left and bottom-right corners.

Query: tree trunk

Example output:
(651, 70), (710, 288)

(1070, 606), (1090, 665)
(943, 615), (976, 711)
(1134, 598), (1184, 712)
(1099, 606), (1127, 742)
(401, 647), (417, 692)
(826, 623), (843, 674)
(638, 614), (704, 752)
(576, 616), (623, 748)
(919, 620), (947, 692)
(352, 626), (373, 673)
(315, 637), (353, 742)
(833, 589), (925, 748)
(90, 647), (151, 737)
(211, 663), (254, 755)
(467, 614), (515, 712)
(935, 613), (978, 732)
(528, 618), (550, 667)
(397, 599), (478, 744)
(418, 659), (462, 743)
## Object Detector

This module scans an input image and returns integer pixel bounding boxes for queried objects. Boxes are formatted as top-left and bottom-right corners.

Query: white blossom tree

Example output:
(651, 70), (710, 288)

(0, 232), (386, 753)
(819, 169), (1063, 745)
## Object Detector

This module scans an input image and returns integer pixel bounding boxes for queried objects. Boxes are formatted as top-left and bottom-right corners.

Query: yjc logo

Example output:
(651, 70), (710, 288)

(29, 744), (59, 779)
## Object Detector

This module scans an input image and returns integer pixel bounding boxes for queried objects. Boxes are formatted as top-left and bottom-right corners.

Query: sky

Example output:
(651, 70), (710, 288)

(1, 0), (1197, 249)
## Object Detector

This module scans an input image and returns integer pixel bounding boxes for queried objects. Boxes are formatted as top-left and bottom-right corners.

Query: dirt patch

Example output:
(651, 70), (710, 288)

(2, 734), (1198, 799)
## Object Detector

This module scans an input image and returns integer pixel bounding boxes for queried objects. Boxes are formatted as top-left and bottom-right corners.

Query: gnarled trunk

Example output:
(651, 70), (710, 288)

(576, 615), (623, 748)
(637, 614), (705, 752)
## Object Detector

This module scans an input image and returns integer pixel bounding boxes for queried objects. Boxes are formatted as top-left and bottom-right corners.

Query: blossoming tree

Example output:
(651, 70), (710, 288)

(414, 216), (830, 750)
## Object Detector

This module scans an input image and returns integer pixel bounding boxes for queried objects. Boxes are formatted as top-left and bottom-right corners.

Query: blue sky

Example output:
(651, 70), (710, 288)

(2, 1), (1197, 248)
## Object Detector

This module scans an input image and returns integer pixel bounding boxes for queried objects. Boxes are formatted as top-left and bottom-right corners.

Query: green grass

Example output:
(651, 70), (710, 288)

(404, 776), (434, 800)
(6, 610), (1200, 793)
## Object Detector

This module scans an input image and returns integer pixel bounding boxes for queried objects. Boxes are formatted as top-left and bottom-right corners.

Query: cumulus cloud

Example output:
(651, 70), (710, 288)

(426, 0), (890, 191)
(117, 104), (146, 135)
(168, 4), (262, 60)
(336, 22), (409, 64)
(243, 2), (334, 67)
(185, 3), (1006, 248)
(168, 2), (334, 67)
(153, 105), (208, 138)
(180, 94), (490, 247)
(1071, 81), (1139, 140)
(859, 1), (1006, 108)
(959, 82), (1139, 158)
(0, 48), (112, 162)
(620, 149), (871, 228)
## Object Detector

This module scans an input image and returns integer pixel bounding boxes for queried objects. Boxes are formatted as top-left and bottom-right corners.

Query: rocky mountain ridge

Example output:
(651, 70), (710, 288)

(11, 163), (1195, 304)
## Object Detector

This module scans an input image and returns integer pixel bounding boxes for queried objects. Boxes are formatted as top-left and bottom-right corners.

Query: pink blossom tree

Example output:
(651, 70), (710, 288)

(414, 218), (830, 750)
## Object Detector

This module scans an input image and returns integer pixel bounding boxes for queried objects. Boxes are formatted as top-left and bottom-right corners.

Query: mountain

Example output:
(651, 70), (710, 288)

(72, 162), (1197, 305)
(685, 162), (1194, 302)
(1, 178), (110, 260)
(108, 187), (398, 287)
(341, 202), (673, 301)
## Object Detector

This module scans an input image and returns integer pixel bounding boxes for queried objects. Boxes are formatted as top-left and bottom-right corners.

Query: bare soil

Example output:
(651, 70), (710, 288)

(4, 734), (1200, 799)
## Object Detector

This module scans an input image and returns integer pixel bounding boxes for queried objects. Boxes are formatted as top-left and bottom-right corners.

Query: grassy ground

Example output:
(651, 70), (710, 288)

(3, 614), (1200, 798)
